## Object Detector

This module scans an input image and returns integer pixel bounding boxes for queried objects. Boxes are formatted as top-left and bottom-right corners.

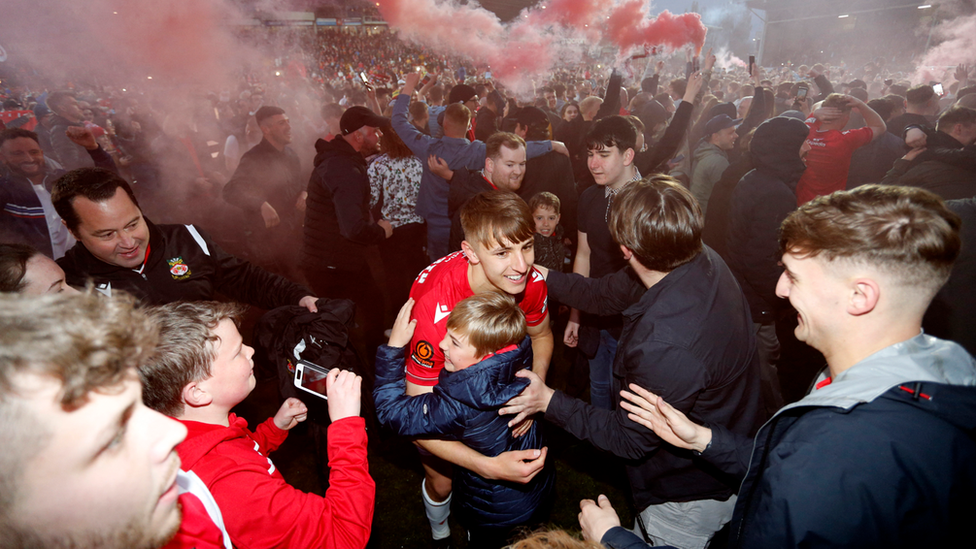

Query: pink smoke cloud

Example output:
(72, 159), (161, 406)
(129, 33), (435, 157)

(374, 0), (707, 90)
(914, 14), (976, 84)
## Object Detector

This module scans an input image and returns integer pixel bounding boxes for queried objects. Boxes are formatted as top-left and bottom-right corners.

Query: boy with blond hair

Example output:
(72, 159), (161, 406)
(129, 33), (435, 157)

(375, 292), (554, 549)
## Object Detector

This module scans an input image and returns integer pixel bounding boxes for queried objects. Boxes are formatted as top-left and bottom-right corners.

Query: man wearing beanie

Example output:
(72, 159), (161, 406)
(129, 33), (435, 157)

(302, 106), (394, 354)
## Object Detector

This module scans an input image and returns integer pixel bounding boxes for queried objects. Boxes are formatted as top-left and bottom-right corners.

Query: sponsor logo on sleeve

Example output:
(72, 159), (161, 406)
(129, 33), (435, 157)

(412, 340), (435, 368)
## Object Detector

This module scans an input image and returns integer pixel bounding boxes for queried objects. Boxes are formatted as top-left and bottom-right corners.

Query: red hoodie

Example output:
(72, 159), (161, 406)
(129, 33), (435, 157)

(177, 414), (374, 549)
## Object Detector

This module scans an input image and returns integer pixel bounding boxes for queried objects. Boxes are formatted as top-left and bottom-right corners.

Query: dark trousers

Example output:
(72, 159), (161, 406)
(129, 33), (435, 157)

(303, 265), (385, 362)
(378, 222), (428, 315)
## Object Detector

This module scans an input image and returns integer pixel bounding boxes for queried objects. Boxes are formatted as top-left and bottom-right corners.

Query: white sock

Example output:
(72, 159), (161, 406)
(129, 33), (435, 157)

(422, 479), (452, 540)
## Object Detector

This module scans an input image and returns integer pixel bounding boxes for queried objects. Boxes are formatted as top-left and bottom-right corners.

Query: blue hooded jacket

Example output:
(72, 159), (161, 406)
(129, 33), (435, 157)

(373, 337), (554, 530)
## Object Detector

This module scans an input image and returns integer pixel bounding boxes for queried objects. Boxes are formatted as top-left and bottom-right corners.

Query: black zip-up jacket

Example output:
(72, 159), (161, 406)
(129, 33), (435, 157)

(58, 219), (310, 308)
(726, 117), (809, 322)
(701, 153), (753, 260)
(302, 137), (386, 272)
(544, 248), (764, 510)
(223, 137), (304, 230)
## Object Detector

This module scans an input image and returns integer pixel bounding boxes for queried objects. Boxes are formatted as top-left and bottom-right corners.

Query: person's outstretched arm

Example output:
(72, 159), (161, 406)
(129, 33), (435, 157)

(619, 383), (752, 480)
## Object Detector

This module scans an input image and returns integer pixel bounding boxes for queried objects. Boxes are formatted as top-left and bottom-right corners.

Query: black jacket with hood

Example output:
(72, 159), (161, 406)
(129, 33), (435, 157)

(302, 137), (386, 273)
(726, 117), (809, 322)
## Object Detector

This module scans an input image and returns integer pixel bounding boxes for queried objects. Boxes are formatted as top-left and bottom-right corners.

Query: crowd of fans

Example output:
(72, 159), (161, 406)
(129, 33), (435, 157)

(2, 24), (976, 549)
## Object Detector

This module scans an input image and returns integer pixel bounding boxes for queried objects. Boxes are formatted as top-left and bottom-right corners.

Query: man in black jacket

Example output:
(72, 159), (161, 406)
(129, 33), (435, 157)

(503, 177), (764, 549)
(886, 84), (940, 138)
(223, 106), (305, 278)
(882, 106), (976, 200)
(726, 116), (812, 414)
(302, 106), (393, 352)
(53, 167), (317, 312)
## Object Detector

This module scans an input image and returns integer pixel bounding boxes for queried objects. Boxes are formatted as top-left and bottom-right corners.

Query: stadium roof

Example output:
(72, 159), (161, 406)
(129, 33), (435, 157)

(747, 0), (948, 17)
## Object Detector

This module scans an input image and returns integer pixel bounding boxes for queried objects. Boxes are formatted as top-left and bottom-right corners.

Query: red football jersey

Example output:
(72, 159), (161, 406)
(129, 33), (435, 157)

(405, 251), (548, 386)
(795, 118), (874, 205)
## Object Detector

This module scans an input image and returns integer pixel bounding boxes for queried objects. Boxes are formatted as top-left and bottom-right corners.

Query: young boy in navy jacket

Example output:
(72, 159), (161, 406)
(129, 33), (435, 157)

(374, 292), (554, 549)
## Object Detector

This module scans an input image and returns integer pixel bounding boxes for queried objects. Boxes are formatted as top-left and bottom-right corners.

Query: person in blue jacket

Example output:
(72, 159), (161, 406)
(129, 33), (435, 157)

(374, 292), (554, 549)
(580, 185), (976, 549)
(391, 72), (567, 261)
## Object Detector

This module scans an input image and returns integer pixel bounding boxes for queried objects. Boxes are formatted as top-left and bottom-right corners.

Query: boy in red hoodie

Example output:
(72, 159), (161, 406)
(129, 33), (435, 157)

(139, 301), (375, 549)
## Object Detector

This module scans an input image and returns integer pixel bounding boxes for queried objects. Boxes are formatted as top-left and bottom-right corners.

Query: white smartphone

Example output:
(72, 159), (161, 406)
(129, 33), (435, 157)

(294, 360), (331, 401)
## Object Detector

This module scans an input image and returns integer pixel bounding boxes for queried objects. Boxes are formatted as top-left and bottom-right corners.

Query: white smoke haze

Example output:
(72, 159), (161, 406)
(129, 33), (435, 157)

(0, 0), (256, 96)
(714, 46), (747, 72)
(914, 13), (976, 85)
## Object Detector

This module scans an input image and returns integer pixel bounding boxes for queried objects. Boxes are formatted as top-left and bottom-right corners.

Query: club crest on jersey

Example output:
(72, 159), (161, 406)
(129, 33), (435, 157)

(168, 257), (191, 279)
(412, 340), (435, 368)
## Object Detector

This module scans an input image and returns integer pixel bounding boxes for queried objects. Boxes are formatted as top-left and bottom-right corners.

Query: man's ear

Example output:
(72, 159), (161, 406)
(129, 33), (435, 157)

(848, 277), (880, 316)
(619, 244), (633, 261)
(182, 381), (213, 408)
(623, 147), (636, 166)
(460, 240), (481, 265)
(62, 219), (81, 242)
(484, 155), (494, 176)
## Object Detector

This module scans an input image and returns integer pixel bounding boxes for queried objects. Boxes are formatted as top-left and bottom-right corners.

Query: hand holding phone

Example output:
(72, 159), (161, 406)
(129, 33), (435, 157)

(933, 82), (944, 96)
(295, 360), (331, 400)
(796, 84), (809, 99)
(327, 368), (362, 422)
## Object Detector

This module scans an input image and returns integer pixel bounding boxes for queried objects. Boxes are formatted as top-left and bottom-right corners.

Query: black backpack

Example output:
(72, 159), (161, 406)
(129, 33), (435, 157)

(251, 298), (365, 424)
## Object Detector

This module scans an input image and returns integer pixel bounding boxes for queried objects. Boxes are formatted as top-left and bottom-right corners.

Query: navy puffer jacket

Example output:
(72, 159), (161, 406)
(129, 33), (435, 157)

(373, 337), (554, 530)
